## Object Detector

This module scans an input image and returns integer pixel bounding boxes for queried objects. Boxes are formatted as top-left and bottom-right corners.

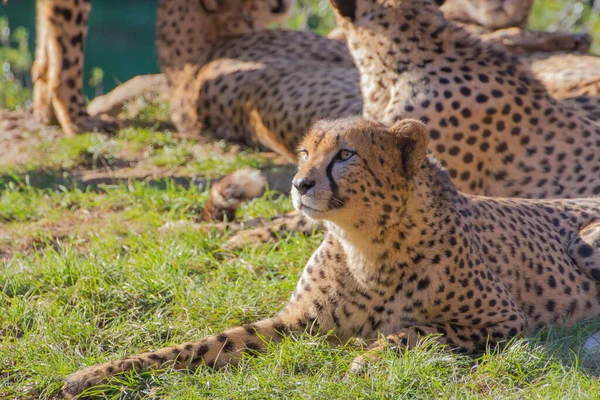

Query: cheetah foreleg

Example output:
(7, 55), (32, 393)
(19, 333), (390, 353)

(569, 221), (600, 281)
(62, 315), (301, 399)
(34, 0), (119, 135)
(225, 211), (323, 249)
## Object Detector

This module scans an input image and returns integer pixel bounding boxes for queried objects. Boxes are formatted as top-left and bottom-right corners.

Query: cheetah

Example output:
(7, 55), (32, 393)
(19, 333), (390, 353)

(62, 118), (600, 398)
(330, 0), (600, 199)
(29, 0), (295, 136)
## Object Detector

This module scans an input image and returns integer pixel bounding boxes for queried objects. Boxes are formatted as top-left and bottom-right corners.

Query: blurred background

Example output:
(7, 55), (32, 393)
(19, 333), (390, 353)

(0, 0), (599, 110)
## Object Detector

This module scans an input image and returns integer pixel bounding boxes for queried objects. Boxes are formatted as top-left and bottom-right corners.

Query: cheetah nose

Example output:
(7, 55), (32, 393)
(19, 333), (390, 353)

(293, 178), (316, 195)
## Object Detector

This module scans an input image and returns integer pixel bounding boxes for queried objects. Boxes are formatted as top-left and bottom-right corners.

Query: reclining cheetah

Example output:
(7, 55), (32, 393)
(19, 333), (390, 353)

(62, 118), (600, 398)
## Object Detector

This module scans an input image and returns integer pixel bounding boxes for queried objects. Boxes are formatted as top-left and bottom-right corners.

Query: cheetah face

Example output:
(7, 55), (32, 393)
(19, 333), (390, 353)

(292, 117), (429, 229)
(198, 0), (295, 31)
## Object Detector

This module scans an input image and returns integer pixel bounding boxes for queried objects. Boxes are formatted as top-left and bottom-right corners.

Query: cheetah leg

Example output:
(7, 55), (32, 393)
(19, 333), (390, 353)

(225, 211), (324, 249)
(479, 28), (591, 55)
(62, 315), (303, 399)
(350, 322), (522, 374)
(33, 0), (119, 136)
(32, 0), (53, 125)
(569, 221), (600, 281)
(160, 212), (321, 242)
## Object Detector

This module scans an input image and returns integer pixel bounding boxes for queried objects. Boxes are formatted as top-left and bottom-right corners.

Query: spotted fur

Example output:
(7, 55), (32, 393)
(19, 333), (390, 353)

(62, 117), (600, 398)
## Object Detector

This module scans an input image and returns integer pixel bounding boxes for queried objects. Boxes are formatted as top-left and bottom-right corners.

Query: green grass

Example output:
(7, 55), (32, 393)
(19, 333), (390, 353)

(2, 174), (600, 398)
(2, 1), (600, 399)
(2, 112), (600, 400)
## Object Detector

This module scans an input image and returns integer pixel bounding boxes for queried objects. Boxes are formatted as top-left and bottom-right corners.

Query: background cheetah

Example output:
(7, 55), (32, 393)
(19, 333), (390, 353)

(330, 0), (600, 199)
(27, 0), (596, 144)
(29, 0), (294, 136)
(62, 118), (600, 398)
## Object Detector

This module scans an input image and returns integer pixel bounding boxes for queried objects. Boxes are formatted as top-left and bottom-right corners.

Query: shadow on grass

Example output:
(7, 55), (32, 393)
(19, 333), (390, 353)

(0, 165), (295, 193)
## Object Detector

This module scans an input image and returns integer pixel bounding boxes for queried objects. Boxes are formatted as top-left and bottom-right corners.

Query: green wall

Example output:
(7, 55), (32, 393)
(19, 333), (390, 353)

(0, 0), (159, 98)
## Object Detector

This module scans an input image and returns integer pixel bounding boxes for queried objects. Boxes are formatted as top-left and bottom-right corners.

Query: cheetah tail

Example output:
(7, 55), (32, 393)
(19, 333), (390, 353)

(62, 316), (296, 399)
(202, 168), (267, 222)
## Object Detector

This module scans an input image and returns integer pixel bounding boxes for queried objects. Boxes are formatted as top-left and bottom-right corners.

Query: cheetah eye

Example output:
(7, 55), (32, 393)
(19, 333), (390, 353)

(298, 150), (309, 162)
(336, 149), (356, 162)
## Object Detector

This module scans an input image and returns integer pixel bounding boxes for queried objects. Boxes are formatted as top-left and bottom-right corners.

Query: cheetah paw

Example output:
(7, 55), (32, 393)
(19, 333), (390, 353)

(348, 346), (384, 376)
(62, 366), (109, 399)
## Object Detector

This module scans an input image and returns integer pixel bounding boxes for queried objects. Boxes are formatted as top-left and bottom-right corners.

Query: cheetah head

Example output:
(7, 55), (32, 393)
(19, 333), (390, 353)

(329, 0), (531, 30)
(292, 117), (429, 230)
(199, 0), (295, 30)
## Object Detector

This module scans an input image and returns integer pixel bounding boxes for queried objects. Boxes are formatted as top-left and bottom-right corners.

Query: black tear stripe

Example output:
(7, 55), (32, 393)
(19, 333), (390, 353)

(325, 155), (344, 210)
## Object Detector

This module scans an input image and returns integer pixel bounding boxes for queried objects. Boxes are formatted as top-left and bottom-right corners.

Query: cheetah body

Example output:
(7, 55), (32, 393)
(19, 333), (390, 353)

(62, 118), (600, 398)
(168, 29), (361, 159)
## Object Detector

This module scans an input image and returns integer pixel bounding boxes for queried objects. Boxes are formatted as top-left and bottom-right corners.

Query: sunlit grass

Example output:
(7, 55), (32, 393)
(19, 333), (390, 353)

(2, 1), (600, 399)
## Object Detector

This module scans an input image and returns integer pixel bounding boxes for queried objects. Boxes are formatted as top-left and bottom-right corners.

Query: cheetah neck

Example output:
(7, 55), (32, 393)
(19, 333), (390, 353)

(327, 158), (466, 285)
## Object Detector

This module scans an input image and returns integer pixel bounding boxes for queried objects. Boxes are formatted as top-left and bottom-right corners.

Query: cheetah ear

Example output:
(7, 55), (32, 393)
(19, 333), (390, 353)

(389, 119), (430, 178)
(329, 0), (356, 21)
(199, 0), (221, 13)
